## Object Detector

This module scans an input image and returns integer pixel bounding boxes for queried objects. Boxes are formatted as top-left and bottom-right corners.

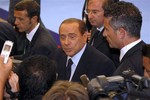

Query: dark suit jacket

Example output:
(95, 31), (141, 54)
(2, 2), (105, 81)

(0, 22), (18, 56)
(50, 44), (116, 83)
(82, 0), (92, 31)
(90, 27), (120, 67)
(14, 25), (57, 60)
(113, 41), (145, 76)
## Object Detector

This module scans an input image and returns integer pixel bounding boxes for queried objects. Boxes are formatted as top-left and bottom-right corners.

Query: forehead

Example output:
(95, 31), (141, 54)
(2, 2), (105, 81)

(14, 10), (28, 17)
(88, 0), (105, 8)
(59, 22), (80, 34)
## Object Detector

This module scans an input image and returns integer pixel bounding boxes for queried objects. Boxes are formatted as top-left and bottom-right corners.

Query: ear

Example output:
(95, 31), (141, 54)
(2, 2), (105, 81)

(31, 16), (38, 23)
(117, 28), (126, 39)
(83, 31), (88, 43)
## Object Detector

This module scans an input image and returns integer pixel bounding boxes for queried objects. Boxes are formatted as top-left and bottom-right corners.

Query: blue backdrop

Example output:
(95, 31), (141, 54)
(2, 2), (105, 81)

(0, 0), (149, 43)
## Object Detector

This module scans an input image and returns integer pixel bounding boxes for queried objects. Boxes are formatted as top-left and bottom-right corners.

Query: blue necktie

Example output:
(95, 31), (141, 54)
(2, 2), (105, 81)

(66, 59), (73, 80)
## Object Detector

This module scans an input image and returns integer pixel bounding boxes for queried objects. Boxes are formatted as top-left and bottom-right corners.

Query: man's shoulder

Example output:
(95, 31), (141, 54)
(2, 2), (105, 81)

(37, 25), (51, 35)
(123, 40), (146, 60)
(83, 44), (114, 64)
(85, 44), (108, 56)
(35, 25), (56, 43)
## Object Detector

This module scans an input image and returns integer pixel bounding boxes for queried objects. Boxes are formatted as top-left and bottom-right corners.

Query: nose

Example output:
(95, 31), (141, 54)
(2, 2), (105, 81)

(14, 18), (19, 25)
(88, 12), (94, 19)
(64, 37), (70, 45)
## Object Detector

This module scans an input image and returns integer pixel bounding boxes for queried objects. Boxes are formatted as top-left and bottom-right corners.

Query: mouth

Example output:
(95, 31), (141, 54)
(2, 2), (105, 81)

(16, 26), (20, 29)
(89, 20), (96, 26)
(63, 48), (72, 52)
(89, 20), (94, 23)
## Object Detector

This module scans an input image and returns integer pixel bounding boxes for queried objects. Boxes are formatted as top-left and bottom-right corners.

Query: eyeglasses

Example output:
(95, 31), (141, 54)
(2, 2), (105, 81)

(84, 9), (103, 16)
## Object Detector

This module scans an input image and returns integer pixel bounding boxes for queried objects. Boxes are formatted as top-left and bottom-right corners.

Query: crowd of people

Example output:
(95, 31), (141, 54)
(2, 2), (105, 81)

(0, 0), (150, 100)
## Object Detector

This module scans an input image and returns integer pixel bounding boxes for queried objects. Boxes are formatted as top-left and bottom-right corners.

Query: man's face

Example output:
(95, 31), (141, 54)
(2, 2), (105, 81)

(14, 10), (33, 33)
(87, 0), (104, 28)
(59, 23), (87, 57)
(103, 17), (122, 49)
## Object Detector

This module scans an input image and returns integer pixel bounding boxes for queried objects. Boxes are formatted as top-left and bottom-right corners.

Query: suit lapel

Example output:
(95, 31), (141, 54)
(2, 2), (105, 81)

(93, 31), (104, 48)
(90, 28), (105, 48)
(57, 49), (68, 80)
(121, 41), (145, 63)
(71, 45), (89, 82)
(29, 25), (42, 48)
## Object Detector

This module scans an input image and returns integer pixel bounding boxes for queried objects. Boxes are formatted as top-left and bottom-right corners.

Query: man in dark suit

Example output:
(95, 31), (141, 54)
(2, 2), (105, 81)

(103, 1), (145, 76)
(50, 18), (116, 83)
(85, 0), (120, 67)
(13, 0), (57, 60)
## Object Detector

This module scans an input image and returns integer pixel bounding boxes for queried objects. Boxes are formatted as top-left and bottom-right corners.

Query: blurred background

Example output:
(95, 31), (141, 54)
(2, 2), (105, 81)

(0, 0), (150, 43)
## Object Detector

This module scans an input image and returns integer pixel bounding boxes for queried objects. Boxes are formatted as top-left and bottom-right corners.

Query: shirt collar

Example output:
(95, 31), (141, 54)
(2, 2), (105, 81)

(67, 44), (87, 66)
(26, 23), (40, 42)
(97, 26), (104, 32)
(120, 39), (142, 61)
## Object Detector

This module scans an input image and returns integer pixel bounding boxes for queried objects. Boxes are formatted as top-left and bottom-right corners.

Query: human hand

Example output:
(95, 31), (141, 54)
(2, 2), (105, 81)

(0, 56), (13, 84)
(8, 71), (19, 93)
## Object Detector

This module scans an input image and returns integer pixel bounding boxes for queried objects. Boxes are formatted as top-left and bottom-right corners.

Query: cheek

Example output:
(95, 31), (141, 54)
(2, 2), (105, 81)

(111, 33), (118, 41)
(107, 33), (115, 41)
(108, 34), (119, 47)
(74, 39), (84, 49)
(98, 15), (104, 22)
(148, 59), (150, 64)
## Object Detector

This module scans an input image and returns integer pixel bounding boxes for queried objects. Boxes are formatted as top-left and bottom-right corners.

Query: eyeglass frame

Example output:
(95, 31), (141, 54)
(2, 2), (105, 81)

(84, 9), (104, 16)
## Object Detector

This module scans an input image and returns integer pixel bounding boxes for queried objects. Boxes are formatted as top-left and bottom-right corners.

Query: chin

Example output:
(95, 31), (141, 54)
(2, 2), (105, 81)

(18, 29), (24, 32)
(109, 44), (113, 48)
(65, 52), (73, 57)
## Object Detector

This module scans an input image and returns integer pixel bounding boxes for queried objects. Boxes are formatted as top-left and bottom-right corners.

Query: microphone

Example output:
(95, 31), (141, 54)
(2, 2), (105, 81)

(122, 70), (144, 85)
(80, 74), (90, 87)
(87, 75), (125, 99)
(107, 76), (124, 83)
(122, 70), (150, 99)
(96, 75), (125, 99)
(128, 89), (150, 99)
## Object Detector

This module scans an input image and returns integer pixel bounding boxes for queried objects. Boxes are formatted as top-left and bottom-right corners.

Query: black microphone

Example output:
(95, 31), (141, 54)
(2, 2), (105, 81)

(122, 70), (150, 99)
(122, 70), (148, 85)
(128, 89), (150, 99)
(87, 75), (125, 100)
(80, 74), (90, 87)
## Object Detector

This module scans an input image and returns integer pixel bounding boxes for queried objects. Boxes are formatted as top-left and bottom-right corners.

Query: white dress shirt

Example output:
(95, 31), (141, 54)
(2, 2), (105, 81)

(119, 39), (142, 61)
(67, 44), (87, 81)
(26, 23), (40, 42)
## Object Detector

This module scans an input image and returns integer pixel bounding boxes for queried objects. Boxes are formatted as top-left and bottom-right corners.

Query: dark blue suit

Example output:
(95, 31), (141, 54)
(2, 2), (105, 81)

(90, 27), (120, 67)
(14, 25), (57, 60)
(50, 44), (116, 82)
(113, 41), (145, 76)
